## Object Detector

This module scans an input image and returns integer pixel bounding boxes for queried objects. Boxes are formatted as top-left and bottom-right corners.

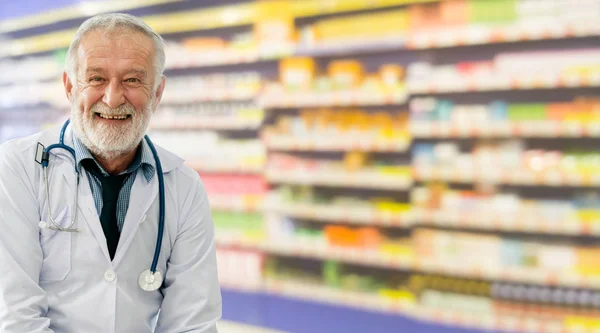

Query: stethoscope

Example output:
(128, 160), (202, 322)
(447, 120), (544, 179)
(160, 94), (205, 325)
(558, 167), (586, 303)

(37, 119), (165, 291)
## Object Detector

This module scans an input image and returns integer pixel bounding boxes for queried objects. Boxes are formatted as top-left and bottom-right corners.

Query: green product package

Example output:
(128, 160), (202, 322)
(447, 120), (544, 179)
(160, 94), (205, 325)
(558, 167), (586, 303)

(507, 104), (547, 121)
(212, 212), (263, 231)
(341, 274), (375, 292)
(323, 260), (341, 288)
(469, 0), (517, 24)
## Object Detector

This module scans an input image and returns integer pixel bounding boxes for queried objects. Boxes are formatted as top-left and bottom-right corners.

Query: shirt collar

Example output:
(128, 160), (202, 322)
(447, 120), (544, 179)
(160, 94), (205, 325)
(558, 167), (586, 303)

(73, 133), (155, 183)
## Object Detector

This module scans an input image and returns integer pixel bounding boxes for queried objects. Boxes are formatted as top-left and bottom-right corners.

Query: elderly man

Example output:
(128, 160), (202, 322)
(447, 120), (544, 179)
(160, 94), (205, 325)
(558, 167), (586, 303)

(0, 13), (221, 332)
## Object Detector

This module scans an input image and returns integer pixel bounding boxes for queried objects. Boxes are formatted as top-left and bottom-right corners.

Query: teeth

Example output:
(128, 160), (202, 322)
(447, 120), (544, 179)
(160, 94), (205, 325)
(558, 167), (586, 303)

(99, 114), (128, 120)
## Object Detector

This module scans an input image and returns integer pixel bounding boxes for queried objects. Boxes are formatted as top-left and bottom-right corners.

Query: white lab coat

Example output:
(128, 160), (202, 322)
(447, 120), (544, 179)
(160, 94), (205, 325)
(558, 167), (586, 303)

(0, 125), (222, 333)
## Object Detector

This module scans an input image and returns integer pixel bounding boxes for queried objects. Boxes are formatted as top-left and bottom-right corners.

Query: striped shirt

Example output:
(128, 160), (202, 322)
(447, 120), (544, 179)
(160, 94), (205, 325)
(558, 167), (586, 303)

(73, 134), (156, 231)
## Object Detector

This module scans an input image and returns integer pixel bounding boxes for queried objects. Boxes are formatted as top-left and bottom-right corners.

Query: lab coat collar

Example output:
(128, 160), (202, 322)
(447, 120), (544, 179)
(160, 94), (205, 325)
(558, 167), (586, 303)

(72, 132), (156, 183)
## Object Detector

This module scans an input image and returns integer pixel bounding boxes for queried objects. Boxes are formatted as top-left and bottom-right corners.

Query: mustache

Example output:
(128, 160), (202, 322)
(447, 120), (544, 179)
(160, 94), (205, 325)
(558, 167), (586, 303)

(90, 102), (136, 117)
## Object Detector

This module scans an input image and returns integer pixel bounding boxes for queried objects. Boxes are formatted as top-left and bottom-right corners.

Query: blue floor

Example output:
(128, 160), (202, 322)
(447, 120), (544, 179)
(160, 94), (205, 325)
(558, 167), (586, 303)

(222, 288), (507, 333)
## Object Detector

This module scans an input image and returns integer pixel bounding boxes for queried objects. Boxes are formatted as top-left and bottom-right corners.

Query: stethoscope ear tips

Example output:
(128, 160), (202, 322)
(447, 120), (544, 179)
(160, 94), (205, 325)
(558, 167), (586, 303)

(39, 221), (50, 229)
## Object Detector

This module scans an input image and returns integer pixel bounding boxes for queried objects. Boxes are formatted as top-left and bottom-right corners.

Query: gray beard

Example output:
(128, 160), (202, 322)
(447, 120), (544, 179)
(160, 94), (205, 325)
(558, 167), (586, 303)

(70, 99), (153, 161)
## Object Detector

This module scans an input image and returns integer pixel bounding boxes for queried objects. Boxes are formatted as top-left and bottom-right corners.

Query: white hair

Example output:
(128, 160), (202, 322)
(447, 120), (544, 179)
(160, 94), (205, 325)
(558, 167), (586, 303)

(65, 13), (166, 90)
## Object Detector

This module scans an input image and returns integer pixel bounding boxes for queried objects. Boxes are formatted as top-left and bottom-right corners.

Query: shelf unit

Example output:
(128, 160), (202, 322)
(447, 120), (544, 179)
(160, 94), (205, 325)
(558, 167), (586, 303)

(150, 120), (262, 131)
(0, 0), (438, 58)
(263, 134), (410, 152)
(414, 167), (600, 187)
(185, 162), (263, 175)
(217, 234), (600, 290)
(411, 121), (600, 139)
(221, 279), (585, 333)
(264, 203), (415, 227)
(264, 204), (599, 235)
(415, 209), (600, 236)
(209, 194), (264, 213)
(216, 235), (414, 270)
(408, 73), (600, 95)
(266, 168), (413, 190)
(260, 85), (409, 108)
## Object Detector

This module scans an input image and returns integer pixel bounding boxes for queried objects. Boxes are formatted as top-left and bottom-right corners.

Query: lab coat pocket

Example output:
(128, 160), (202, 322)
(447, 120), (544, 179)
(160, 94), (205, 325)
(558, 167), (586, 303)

(39, 206), (73, 281)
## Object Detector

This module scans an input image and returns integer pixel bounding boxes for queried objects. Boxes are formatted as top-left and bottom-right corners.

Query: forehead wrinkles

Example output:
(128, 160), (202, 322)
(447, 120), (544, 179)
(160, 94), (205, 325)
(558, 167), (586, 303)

(77, 30), (155, 70)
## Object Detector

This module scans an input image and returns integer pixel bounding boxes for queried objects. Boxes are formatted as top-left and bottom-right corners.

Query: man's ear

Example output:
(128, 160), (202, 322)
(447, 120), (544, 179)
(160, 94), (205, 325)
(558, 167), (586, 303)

(152, 76), (166, 113)
(63, 72), (74, 101)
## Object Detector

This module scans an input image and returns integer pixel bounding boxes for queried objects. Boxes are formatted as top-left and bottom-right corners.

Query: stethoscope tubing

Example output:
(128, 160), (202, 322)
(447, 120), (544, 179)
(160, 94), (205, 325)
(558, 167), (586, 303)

(43, 120), (164, 275)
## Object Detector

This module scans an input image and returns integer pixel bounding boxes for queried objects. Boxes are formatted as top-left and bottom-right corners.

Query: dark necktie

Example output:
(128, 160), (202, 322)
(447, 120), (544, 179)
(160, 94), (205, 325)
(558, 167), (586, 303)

(83, 160), (128, 260)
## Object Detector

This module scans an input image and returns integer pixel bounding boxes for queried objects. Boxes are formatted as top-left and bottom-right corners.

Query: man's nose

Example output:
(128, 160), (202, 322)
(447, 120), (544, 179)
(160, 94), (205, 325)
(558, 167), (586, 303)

(102, 80), (126, 109)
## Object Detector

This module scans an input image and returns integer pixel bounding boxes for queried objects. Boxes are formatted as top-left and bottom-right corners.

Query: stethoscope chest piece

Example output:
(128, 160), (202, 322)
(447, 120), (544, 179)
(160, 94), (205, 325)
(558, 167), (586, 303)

(138, 269), (163, 291)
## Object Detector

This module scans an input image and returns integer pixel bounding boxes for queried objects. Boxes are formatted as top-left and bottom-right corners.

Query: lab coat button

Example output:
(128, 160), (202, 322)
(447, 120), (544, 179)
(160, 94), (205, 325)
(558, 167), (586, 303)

(104, 270), (116, 282)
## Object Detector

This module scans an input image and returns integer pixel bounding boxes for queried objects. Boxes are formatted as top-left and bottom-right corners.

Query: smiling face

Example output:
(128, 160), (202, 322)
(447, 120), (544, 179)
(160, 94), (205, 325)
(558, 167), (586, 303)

(64, 28), (165, 160)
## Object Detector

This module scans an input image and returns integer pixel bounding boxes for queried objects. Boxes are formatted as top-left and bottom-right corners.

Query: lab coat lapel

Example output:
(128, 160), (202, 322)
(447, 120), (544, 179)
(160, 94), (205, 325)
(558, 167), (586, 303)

(113, 172), (158, 266)
(76, 170), (113, 263)
(50, 128), (112, 263)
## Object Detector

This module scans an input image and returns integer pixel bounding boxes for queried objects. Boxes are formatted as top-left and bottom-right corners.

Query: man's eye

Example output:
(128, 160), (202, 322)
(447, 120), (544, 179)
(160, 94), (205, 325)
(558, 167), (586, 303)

(89, 77), (105, 82)
(125, 78), (140, 83)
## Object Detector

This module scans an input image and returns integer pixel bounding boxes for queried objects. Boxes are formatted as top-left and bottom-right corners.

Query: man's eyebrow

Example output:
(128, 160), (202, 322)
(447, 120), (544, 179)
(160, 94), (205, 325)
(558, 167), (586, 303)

(85, 67), (106, 75)
(84, 68), (147, 77)
(125, 69), (148, 77)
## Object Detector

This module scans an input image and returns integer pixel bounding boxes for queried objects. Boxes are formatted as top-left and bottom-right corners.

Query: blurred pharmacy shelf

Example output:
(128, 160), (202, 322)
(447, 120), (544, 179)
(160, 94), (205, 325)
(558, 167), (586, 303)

(405, 21), (600, 49)
(150, 103), (264, 131)
(161, 93), (261, 104)
(0, 0), (437, 58)
(408, 73), (600, 95)
(6, 19), (599, 67)
(185, 161), (263, 175)
(151, 119), (262, 131)
(209, 194), (264, 213)
(221, 283), (600, 333)
(263, 134), (410, 153)
(216, 235), (414, 270)
(266, 168), (412, 190)
(236, 279), (580, 333)
(296, 21), (600, 58)
(216, 235), (600, 290)
(0, 0), (185, 33)
(415, 209), (600, 236)
(294, 36), (407, 58)
(264, 203), (600, 235)
(414, 262), (600, 291)
(260, 85), (408, 108)
(414, 167), (600, 188)
(164, 51), (263, 70)
(264, 203), (600, 236)
(255, 278), (416, 319)
(160, 79), (261, 104)
(411, 121), (600, 139)
(89, 21), (600, 71)
(1, 4), (258, 57)
(264, 203), (415, 228)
